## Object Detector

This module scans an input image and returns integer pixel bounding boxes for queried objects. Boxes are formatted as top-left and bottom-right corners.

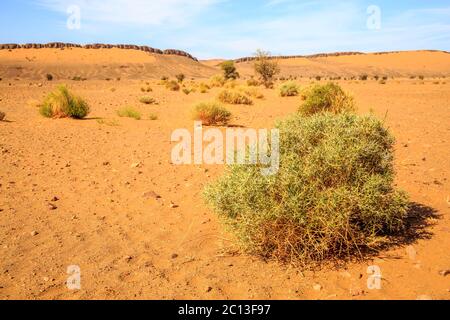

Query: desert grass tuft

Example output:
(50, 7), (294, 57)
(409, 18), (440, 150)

(39, 85), (90, 119)
(192, 102), (231, 126)
(204, 112), (409, 265)
(139, 96), (157, 105)
(117, 106), (141, 120)
(279, 81), (300, 97)
(166, 80), (180, 91)
(218, 89), (253, 105)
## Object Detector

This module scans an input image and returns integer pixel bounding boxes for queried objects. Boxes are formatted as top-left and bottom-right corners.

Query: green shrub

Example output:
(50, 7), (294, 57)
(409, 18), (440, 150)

(218, 90), (253, 105)
(204, 112), (409, 264)
(117, 106), (141, 120)
(279, 81), (300, 97)
(220, 61), (240, 80)
(39, 85), (90, 119)
(166, 80), (180, 91)
(254, 50), (280, 88)
(299, 82), (355, 116)
(192, 102), (231, 126)
(139, 96), (157, 105)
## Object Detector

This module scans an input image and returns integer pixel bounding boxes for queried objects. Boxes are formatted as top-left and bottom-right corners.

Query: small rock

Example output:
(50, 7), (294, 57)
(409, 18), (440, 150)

(169, 202), (179, 209)
(313, 284), (322, 292)
(171, 253), (179, 259)
(51, 196), (59, 202)
(123, 256), (133, 262)
(48, 203), (57, 210)
(206, 286), (213, 293)
(103, 161), (110, 166)
(30, 231), (39, 236)
(131, 162), (142, 168)
(439, 270), (450, 277)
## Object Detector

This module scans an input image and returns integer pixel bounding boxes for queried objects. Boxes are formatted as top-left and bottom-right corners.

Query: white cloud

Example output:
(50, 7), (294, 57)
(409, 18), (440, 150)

(37, 0), (219, 26)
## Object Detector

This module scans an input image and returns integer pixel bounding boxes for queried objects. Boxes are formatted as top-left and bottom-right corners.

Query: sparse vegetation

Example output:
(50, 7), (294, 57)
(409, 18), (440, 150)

(218, 89), (253, 105)
(176, 73), (186, 83)
(239, 87), (264, 99)
(148, 113), (158, 120)
(204, 112), (409, 265)
(254, 50), (280, 88)
(183, 88), (193, 95)
(199, 82), (210, 93)
(0, 111), (5, 121)
(46, 74), (53, 81)
(299, 82), (355, 116)
(141, 86), (152, 93)
(139, 96), (157, 105)
(192, 102), (231, 126)
(39, 85), (90, 119)
(279, 81), (300, 97)
(220, 61), (240, 80)
(359, 74), (368, 81)
(247, 77), (259, 87)
(210, 74), (226, 88)
(71, 76), (87, 81)
(117, 106), (141, 120)
(97, 118), (119, 126)
(166, 80), (180, 91)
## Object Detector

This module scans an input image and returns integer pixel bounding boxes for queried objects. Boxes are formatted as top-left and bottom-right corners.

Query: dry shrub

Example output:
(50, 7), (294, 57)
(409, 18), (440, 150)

(204, 112), (409, 265)
(199, 82), (210, 93)
(239, 86), (264, 99)
(210, 74), (226, 88)
(141, 86), (152, 93)
(39, 85), (90, 119)
(279, 81), (300, 97)
(299, 82), (355, 116)
(0, 111), (5, 121)
(247, 77), (260, 87)
(192, 102), (231, 126)
(166, 80), (180, 91)
(139, 96), (157, 105)
(218, 89), (253, 105)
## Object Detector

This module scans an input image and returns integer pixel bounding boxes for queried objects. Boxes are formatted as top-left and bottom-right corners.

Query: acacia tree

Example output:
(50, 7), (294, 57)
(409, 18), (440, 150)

(254, 49), (280, 88)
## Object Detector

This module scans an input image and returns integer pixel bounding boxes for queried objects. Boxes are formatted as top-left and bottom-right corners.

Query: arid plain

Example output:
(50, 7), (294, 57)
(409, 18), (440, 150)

(0, 48), (449, 299)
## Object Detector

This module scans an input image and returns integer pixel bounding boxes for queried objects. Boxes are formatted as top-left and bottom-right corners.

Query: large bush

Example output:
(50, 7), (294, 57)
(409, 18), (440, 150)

(254, 50), (280, 88)
(299, 82), (355, 116)
(204, 112), (409, 264)
(39, 85), (90, 119)
(220, 60), (240, 80)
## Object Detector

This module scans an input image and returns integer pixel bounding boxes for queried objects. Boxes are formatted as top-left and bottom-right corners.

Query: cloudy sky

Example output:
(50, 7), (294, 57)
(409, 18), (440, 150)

(1, 0), (449, 59)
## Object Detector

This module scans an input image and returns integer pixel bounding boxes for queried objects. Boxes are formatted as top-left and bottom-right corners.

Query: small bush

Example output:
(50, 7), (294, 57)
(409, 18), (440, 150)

(183, 88), (193, 95)
(148, 113), (158, 120)
(117, 106), (141, 120)
(141, 86), (152, 93)
(139, 96), (157, 105)
(240, 87), (264, 99)
(0, 111), (5, 121)
(39, 85), (90, 119)
(210, 74), (226, 88)
(166, 80), (180, 91)
(299, 82), (355, 116)
(176, 73), (186, 83)
(220, 61), (240, 80)
(46, 74), (53, 81)
(247, 77), (259, 87)
(379, 80), (387, 85)
(72, 76), (86, 81)
(359, 74), (368, 81)
(279, 81), (300, 97)
(419, 75), (425, 80)
(218, 90), (253, 105)
(192, 102), (231, 126)
(254, 50), (280, 88)
(199, 82), (210, 93)
(204, 112), (409, 264)
(315, 76), (322, 81)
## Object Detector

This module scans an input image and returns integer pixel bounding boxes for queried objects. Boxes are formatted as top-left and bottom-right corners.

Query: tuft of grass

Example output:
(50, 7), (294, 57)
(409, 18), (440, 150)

(148, 113), (158, 120)
(139, 96), (157, 105)
(192, 102), (231, 126)
(71, 76), (87, 81)
(97, 118), (119, 126)
(239, 86), (264, 99)
(279, 81), (300, 97)
(247, 77), (260, 87)
(166, 80), (180, 91)
(218, 89), (253, 105)
(117, 106), (141, 120)
(299, 82), (355, 116)
(39, 85), (90, 119)
(183, 88), (193, 95)
(176, 73), (186, 83)
(210, 74), (226, 88)
(204, 112), (409, 265)
(141, 86), (152, 93)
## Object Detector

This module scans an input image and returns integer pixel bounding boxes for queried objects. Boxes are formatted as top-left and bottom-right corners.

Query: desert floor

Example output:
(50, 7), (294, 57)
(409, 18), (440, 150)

(0, 76), (449, 300)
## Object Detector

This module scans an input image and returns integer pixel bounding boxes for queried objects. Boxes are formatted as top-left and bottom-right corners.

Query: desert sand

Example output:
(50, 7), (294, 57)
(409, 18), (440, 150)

(0, 48), (449, 299)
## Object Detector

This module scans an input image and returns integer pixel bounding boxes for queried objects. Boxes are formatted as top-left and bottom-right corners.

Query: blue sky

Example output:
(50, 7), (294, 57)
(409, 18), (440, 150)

(1, 0), (449, 59)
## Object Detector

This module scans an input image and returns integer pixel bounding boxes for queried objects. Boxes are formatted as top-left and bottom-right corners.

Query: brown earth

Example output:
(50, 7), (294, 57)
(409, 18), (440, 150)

(0, 49), (449, 300)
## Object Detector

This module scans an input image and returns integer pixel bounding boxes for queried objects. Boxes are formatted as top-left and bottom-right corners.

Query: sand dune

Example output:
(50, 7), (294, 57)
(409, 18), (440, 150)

(0, 48), (217, 80)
